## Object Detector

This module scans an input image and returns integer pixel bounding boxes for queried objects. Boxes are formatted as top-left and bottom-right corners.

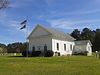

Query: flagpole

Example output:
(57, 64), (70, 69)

(26, 17), (28, 58)
(20, 17), (29, 58)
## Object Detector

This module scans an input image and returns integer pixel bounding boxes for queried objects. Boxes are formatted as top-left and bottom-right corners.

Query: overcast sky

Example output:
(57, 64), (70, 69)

(0, 0), (100, 44)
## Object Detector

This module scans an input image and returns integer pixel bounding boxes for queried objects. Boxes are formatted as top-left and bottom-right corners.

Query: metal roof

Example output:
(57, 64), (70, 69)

(28, 25), (75, 41)
(75, 40), (92, 46)
(45, 27), (75, 41)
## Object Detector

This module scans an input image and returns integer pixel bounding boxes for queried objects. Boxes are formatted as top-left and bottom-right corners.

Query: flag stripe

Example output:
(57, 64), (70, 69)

(20, 25), (26, 29)
(20, 20), (27, 25)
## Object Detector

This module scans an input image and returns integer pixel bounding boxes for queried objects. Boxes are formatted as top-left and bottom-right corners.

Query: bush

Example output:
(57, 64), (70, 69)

(73, 51), (88, 55)
(83, 51), (88, 55)
(22, 50), (32, 57)
(22, 50), (53, 57)
(73, 52), (78, 55)
(44, 50), (54, 57)
(32, 51), (41, 57)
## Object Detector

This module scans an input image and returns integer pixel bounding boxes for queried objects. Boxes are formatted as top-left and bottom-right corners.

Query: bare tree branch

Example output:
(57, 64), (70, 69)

(0, 0), (9, 9)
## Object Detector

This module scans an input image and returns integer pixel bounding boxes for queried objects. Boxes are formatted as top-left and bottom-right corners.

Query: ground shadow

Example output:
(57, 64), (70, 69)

(8, 56), (27, 58)
(7, 55), (40, 58)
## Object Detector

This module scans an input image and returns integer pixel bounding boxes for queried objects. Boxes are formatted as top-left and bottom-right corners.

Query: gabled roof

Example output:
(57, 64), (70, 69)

(28, 25), (75, 41)
(75, 40), (92, 46)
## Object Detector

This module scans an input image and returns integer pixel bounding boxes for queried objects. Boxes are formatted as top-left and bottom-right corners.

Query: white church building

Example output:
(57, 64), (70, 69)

(28, 25), (92, 56)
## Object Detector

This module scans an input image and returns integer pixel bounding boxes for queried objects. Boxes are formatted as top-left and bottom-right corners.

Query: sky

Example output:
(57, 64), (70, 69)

(0, 0), (100, 45)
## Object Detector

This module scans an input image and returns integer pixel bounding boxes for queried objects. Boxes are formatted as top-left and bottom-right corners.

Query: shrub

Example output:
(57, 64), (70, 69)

(32, 51), (41, 57)
(44, 50), (54, 57)
(73, 52), (78, 55)
(83, 51), (88, 55)
(22, 50), (32, 57)
(73, 51), (88, 55)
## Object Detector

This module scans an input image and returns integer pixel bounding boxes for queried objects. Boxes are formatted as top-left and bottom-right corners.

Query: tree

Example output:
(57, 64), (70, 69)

(81, 28), (95, 43)
(0, 0), (9, 9)
(93, 29), (100, 51)
(7, 42), (23, 53)
(21, 42), (28, 53)
(71, 29), (82, 40)
(0, 43), (7, 54)
(7, 42), (28, 53)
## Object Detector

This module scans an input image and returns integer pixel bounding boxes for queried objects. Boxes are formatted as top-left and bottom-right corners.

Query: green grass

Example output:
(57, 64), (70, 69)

(0, 55), (100, 75)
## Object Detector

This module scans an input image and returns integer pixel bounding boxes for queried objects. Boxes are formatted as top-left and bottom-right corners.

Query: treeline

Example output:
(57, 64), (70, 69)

(71, 28), (100, 52)
(0, 42), (28, 53)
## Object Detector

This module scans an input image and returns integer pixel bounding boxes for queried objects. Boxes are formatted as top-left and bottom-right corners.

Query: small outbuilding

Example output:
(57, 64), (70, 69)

(73, 40), (92, 56)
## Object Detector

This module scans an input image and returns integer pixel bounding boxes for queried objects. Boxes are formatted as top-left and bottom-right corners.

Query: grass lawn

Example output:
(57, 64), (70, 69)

(0, 55), (100, 75)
